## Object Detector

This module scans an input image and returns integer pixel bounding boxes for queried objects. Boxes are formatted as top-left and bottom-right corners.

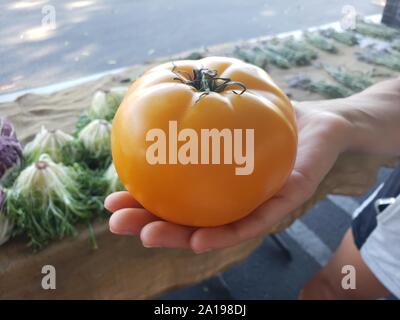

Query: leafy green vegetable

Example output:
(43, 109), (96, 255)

(0, 187), (13, 246)
(365, 68), (392, 78)
(320, 29), (358, 46)
(354, 17), (399, 40)
(283, 38), (318, 60)
(0, 117), (22, 183)
(387, 48), (400, 60)
(89, 91), (109, 119)
(323, 65), (374, 92)
(288, 74), (353, 99)
(183, 52), (204, 60)
(392, 40), (400, 52)
(23, 126), (73, 163)
(75, 88), (127, 134)
(79, 119), (111, 157)
(304, 32), (338, 53)
(234, 47), (269, 69)
(90, 88), (127, 119)
(104, 162), (125, 194)
(309, 81), (352, 98)
(63, 119), (112, 170)
(357, 48), (400, 71)
(264, 42), (314, 66)
(255, 47), (291, 69)
(6, 154), (106, 249)
(74, 164), (108, 216)
(235, 45), (292, 69)
(74, 112), (93, 135)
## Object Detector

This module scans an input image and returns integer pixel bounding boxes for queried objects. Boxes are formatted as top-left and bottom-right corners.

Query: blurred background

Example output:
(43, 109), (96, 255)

(0, 0), (383, 94)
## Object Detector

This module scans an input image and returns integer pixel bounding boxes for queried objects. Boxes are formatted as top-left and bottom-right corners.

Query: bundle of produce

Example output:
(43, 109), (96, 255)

(104, 162), (125, 194)
(387, 48), (400, 60)
(304, 32), (338, 53)
(0, 118), (22, 246)
(264, 42), (314, 66)
(392, 40), (400, 52)
(183, 51), (204, 60)
(357, 48), (400, 71)
(0, 187), (13, 246)
(320, 28), (358, 46)
(75, 87), (128, 133)
(0, 86), (129, 250)
(234, 46), (291, 69)
(322, 64), (374, 92)
(5, 154), (107, 249)
(283, 38), (318, 60)
(63, 119), (112, 170)
(0, 117), (23, 184)
(354, 17), (399, 40)
(233, 47), (269, 69)
(24, 127), (73, 163)
(365, 68), (392, 78)
(288, 74), (353, 99)
(262, 48), (291, 68)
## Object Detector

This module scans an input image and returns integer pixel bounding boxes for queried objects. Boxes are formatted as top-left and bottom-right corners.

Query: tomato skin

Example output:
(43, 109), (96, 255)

(112, 57), (297, 227)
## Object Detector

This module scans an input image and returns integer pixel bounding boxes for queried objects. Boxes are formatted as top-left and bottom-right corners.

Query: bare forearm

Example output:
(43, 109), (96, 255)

(341, 77), (400, 155)
(326, 77), (400, 156)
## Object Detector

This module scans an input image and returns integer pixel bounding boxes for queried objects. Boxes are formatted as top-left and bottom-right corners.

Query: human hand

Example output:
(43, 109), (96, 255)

(105, 100), (352, 253)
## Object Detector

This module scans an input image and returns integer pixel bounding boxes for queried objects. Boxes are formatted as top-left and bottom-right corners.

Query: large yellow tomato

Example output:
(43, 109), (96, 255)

(112, 56), (297, 227)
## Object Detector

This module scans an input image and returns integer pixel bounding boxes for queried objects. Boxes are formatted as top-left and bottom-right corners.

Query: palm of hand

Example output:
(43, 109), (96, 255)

(105, 101), (349, 253)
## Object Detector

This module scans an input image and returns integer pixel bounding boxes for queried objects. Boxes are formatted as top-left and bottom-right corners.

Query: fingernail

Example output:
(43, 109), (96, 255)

(109, 226), (134, 236)
(194, 248), (213, 254)
(143, 243), (160, 248)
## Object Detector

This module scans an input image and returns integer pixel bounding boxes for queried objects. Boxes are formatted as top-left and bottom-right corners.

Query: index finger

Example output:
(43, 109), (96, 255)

(104, 191), (143, 212)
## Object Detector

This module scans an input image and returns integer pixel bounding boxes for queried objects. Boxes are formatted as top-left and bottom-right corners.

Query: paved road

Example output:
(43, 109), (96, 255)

(0, 0), (381, 94)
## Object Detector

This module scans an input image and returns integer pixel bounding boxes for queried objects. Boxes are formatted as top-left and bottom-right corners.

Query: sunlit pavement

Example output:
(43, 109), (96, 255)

(0, 0), (381, 94)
